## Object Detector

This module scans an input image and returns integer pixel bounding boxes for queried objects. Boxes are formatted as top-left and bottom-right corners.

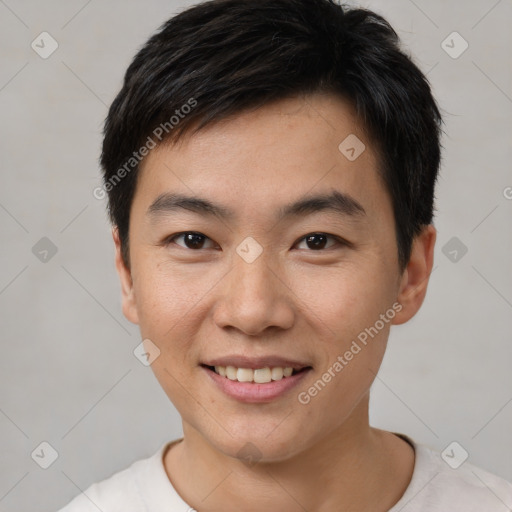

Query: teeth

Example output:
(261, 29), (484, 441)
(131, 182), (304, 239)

(271, 367), (283, 380)
(237, 368), (253, 382)
(213, 365), (297, 383)
(254, 368), (271, 383)
(226, 366), (237, 380)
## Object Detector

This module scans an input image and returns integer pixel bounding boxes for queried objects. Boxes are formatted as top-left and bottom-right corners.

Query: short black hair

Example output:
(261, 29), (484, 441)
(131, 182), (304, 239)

(100, 0), (443, 272)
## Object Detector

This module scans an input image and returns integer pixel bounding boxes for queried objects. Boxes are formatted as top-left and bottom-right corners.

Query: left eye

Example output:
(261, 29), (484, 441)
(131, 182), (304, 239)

(294, 233), (341, 251)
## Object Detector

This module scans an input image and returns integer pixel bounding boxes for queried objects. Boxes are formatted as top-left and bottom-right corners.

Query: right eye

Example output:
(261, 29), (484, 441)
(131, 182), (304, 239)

(165, 231), (218, 250)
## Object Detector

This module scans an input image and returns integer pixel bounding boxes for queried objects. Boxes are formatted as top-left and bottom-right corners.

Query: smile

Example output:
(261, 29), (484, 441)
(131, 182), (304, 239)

(201, 364), (312, 403)
(206, 365), (306, 383)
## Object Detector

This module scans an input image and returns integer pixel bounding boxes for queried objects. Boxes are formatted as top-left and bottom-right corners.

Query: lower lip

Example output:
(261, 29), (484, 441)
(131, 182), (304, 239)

(202, 366), (312, 403)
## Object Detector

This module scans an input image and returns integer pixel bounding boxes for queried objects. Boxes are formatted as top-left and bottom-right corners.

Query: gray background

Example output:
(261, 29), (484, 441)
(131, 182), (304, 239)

(0, 0), (511, 510)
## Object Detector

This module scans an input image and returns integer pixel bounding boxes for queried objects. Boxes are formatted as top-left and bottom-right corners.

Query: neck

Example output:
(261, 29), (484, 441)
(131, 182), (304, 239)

(164, 395), (414, 512)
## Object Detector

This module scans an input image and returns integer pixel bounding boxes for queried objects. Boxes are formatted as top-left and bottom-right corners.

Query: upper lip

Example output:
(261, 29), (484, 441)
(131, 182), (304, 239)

(202, 355), (311, 371)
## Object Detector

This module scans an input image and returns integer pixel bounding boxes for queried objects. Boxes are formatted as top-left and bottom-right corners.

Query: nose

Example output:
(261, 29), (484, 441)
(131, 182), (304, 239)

(212, 250), (295, 336)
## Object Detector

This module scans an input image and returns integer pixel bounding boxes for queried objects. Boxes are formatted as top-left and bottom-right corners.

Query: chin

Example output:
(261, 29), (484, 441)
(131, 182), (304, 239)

(204, 421), (315, 465)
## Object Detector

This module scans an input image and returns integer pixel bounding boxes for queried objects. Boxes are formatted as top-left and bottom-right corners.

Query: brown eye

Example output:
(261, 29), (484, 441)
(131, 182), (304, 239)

(168, 232), (216, 250)
(295, 233), (341, 251)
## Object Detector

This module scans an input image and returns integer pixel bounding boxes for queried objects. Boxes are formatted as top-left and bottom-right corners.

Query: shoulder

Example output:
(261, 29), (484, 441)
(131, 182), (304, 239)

(392, 435), (512, 512)
(56, 442), (173, 512)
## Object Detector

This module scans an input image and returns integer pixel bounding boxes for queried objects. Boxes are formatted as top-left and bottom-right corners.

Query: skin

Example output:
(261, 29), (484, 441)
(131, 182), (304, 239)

(113, 92), (436, 511)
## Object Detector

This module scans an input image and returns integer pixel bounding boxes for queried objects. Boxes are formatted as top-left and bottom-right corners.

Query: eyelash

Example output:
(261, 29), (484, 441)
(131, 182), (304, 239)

(163, 231), (349, 251)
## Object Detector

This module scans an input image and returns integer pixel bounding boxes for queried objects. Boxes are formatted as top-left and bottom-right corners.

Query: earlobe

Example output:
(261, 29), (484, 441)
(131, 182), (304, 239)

(392, 224), (436, 326)
(112, 227), (139, 325)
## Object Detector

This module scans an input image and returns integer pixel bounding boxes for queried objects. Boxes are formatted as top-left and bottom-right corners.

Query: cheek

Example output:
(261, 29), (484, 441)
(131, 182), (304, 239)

(295, 292), (392, 427)
(132, 254), (214, 326)
(134, 267), (205, 411)
(287, 258), (395, 340)
(130, 260), (206, 366)
(289, 259), (395, 398)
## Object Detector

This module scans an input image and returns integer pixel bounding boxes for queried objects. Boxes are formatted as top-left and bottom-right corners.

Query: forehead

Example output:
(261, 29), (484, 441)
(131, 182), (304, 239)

(133, 93), (391, 226)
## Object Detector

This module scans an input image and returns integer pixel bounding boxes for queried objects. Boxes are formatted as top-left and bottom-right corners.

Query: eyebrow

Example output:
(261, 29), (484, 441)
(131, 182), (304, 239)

(147, 190), (366, 223)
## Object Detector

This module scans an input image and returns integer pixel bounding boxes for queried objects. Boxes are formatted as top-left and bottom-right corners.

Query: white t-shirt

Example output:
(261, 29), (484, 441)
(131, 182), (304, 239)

(57, 434), (512, 511)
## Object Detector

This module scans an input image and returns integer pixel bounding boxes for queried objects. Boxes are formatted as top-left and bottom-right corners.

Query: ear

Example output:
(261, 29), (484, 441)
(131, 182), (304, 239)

(392, 224), (436, 326)
(113, 227), (139, 325)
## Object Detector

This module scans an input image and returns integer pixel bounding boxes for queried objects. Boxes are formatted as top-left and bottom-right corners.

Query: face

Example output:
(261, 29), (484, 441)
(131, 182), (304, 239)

(114, 93), (434, 462)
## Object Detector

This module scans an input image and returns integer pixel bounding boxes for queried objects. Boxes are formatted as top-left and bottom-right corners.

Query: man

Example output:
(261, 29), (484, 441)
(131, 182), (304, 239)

(60, 0), (512, 510)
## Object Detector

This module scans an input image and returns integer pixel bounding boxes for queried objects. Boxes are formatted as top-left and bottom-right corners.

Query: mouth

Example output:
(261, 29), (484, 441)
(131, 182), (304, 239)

(201, 364), (311, 383)
(200, 361), (313, 403)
